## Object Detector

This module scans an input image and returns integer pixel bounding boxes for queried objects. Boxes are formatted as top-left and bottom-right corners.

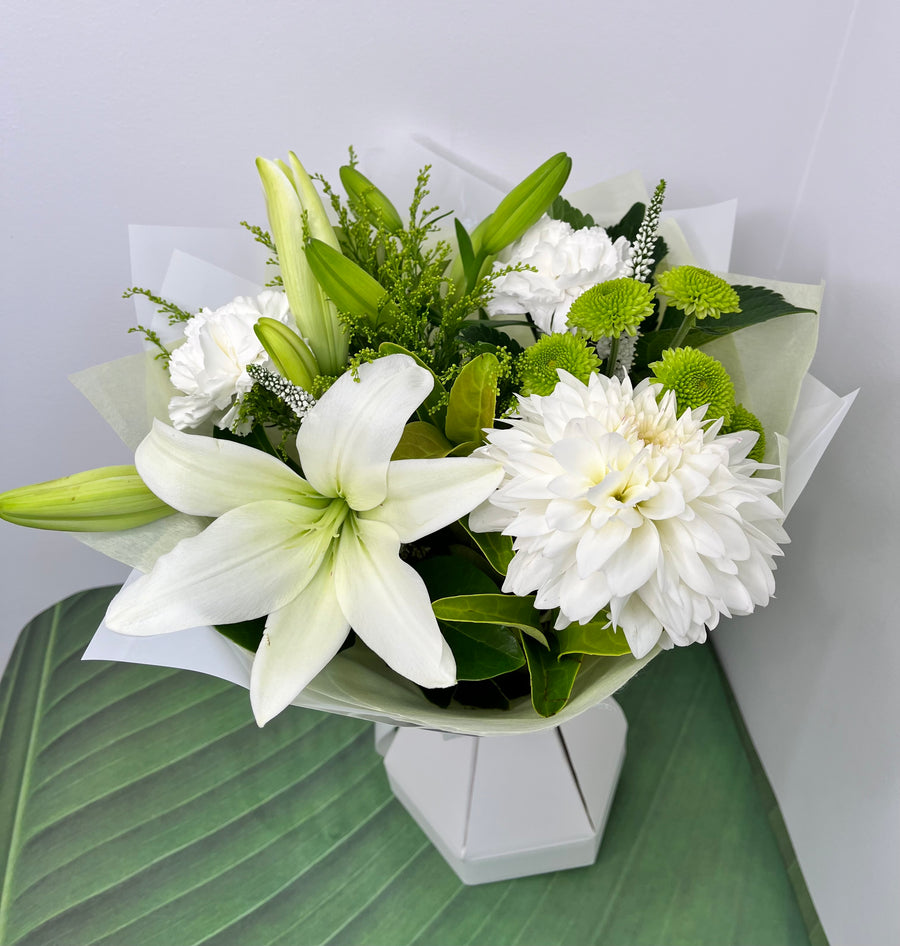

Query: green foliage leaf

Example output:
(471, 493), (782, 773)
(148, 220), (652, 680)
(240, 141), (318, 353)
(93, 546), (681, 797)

(548, 195), (596, 231)
(460, 517), (515, 576)
(606, 201), (647, 242)
(213, 616), (265, 652)
(444, 353), (499, 446)
(431, 593), (548, 646)
(414, 558), (523, 681)
(555, 619), (632, 657)
(391, 422), (454, 460)
(635, 284), (817, 371)
(456, 322), (525, 357)
(521, 632), (583, 717)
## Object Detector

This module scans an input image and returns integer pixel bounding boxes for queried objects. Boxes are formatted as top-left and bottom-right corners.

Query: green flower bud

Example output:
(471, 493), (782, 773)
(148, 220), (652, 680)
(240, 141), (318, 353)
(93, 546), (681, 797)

(724, 404), (767, 462)
(650, 347), (736, 424)
(517, 333), (601, 396)
(480, 153), (572, 255)
(253, 317), (317, 389)
(0, 466), (174, 532)
(305, 238), (393, 326)
(567, 278), (656, 341)
(339, 165), (404, 232)
(655, 265), (741, 320)
(256, 154), (347, 374)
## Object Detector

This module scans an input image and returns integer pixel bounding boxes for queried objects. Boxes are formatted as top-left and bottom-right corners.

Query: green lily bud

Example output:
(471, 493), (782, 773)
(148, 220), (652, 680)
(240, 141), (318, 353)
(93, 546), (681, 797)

(480, 153), (572, 255)
(339, 165), (404, 232)
(253, 318), (317, 389)
(256, 155), (348, 375)
(0, 466), (174, 532)
(305, 238), (393, 326)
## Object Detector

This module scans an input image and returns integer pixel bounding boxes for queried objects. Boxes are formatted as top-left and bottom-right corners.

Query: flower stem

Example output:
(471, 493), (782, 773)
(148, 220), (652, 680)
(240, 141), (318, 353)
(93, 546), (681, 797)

(604, 334), (620, 377)
(669, 313), (695, 350)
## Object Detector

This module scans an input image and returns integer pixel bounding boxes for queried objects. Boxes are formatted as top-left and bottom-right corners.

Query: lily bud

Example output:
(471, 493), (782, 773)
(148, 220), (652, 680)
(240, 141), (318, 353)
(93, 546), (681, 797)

(339, 166), (404, 232)
(256, 154), (347, 374)
(305, 239), (393, 326)
(253, 318), (317, 389)
(0, 466), (174, 532)
(480, 153), (572, 255)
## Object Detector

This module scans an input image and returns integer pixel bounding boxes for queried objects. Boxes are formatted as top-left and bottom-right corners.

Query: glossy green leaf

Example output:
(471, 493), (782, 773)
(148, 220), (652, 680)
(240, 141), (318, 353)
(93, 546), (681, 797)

(391, 421), (454, 460)
(521, 632), (583, 717)
(444, 353), (499, 446)
(431, 593), (548, 647)
(461, 517), (514, 576)
(555, 619), (632, 657)
(415, 557), (522, 681)
(0, 587), (819, 946)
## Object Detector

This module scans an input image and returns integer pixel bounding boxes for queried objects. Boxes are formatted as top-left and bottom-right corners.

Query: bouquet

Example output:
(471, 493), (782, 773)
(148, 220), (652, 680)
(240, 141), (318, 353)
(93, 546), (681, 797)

(0, 147), (851, 736)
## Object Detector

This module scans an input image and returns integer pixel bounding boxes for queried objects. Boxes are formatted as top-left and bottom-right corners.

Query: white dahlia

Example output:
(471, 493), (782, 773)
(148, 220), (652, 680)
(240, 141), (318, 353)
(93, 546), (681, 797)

(469, 372), (789, 658)
(486, 216), (633, 335)
(168, 290), (294, 430)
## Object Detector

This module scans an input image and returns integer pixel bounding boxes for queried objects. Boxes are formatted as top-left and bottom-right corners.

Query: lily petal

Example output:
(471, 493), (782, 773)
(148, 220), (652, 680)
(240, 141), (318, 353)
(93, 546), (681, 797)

(363, 457), (504, 543)
(137, 420), (318, 516)
(250, 555), (350, 727)
(104, 500), (331, 635)
(333, 517), (456, 688)
(296, 355), (433, 511)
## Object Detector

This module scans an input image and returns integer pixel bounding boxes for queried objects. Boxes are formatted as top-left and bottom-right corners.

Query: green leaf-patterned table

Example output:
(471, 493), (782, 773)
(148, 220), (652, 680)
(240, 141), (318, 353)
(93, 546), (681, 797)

(0, 588), (825, 946)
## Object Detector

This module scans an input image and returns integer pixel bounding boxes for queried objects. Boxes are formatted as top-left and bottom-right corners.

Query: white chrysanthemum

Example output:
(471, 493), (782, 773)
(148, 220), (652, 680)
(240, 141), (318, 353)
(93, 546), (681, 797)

(168, 290), (294, 430)
(469, 372), (789, 658)
(486, 216), (633, 335)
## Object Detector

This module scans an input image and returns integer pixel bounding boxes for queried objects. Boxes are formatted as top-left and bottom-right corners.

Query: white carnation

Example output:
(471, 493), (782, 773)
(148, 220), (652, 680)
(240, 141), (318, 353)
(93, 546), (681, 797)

(486, 216), (633, 334)
(470, 372), (789, 659)
(168, 290), (294, 430)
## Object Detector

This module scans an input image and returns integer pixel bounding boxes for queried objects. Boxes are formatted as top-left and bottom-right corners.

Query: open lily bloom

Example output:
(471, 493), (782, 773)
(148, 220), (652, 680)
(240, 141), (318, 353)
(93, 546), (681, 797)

(104, 354), (504, 725)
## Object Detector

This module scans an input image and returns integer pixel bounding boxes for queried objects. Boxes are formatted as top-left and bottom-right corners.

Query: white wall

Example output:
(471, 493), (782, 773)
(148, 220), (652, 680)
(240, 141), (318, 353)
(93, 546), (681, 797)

(1, 2), (895, 942)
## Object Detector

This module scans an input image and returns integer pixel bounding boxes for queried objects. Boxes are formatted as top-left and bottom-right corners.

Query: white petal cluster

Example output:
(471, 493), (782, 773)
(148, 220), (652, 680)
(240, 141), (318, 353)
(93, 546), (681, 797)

(486, 216), (633, 335)
(168, 290), (294, 430)
(470, 372), (789, 658)
(106, 355), (504, 726)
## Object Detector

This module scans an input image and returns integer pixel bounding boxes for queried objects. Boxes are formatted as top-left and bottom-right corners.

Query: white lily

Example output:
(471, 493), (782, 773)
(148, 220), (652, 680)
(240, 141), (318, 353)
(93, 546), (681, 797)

(104, 354), (504, 726)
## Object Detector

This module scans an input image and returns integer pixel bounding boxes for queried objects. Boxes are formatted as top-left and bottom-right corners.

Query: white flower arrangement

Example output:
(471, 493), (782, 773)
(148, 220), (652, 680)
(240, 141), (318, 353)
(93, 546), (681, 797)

(0, 148), (853, 734)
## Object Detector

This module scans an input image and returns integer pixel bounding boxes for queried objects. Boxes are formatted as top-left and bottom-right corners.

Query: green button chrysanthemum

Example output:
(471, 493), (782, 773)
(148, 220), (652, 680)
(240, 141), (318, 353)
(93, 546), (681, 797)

(566, 278), (656, 341)
(655, 265), (741, 320)
(725, 403), (767, 462)
(650, 347), (735, 424)
(518, 333), (601, 397)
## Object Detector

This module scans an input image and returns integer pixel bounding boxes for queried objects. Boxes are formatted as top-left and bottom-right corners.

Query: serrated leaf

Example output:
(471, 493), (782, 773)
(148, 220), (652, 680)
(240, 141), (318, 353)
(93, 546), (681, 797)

(521, 632), (583, 717)
(431, 594), (548, 647)
(634, 283), (816, 370)
(444, 353), (499, 446)
(606, 201), (647, 242)
(460, 517), (515, 576)
(457, 322), (524, 357)
(391, 421), (454, 460)
(555, 619), (632, 657)
(548, 195), (596, 231)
